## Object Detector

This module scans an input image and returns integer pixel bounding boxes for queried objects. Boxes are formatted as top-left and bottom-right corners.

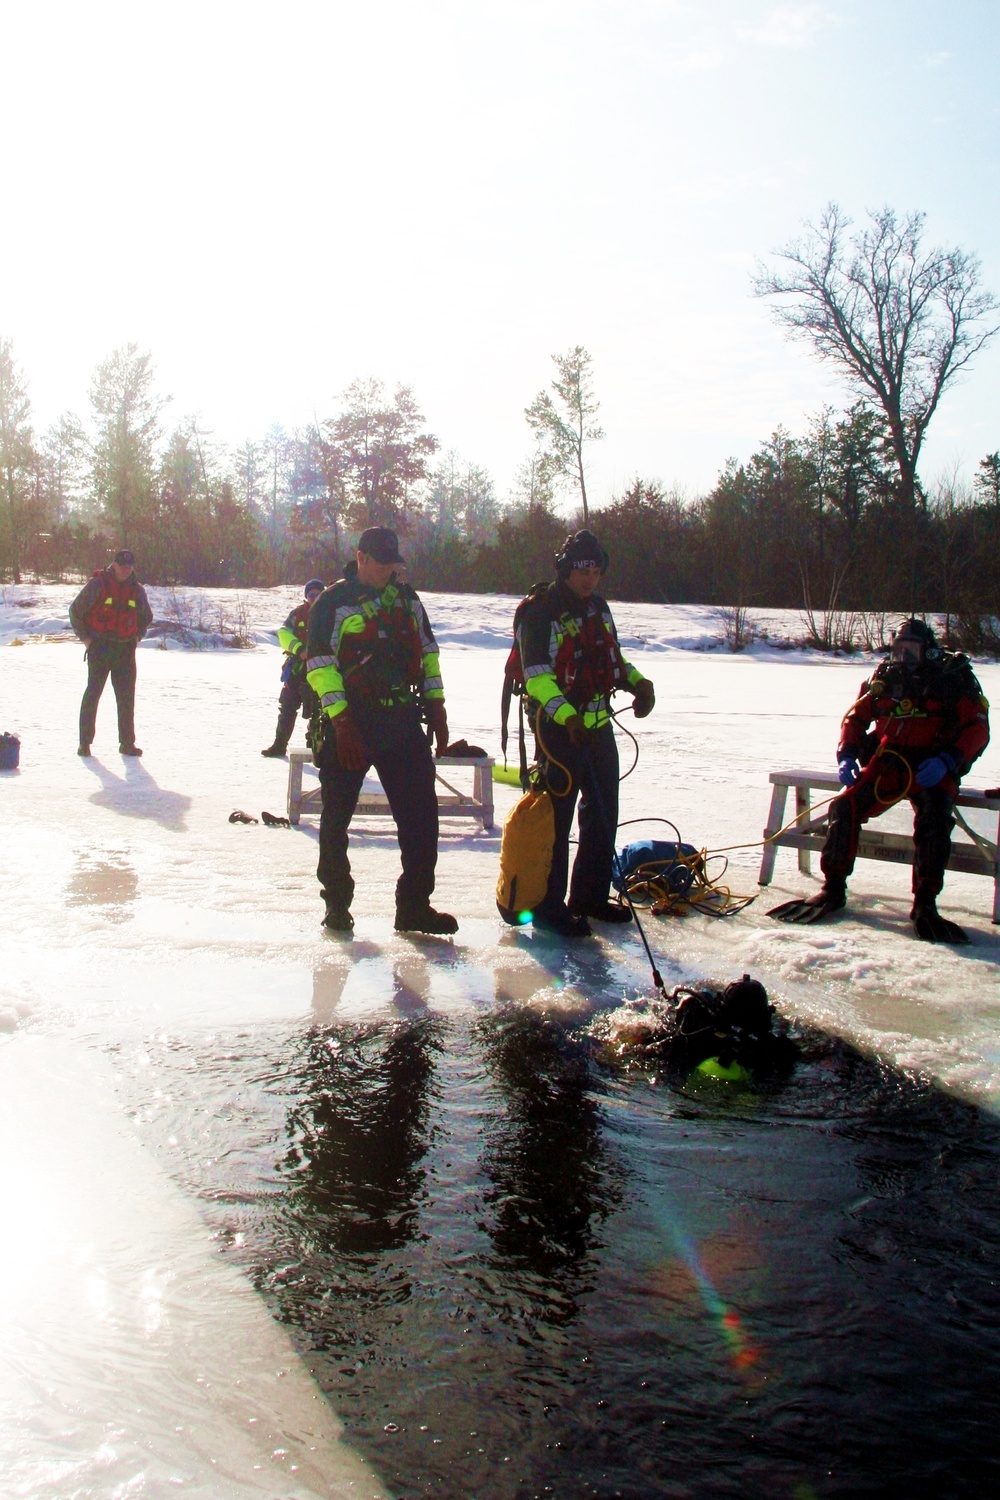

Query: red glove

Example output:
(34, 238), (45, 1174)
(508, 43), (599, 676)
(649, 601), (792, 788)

(334, 710), (368, 771)
(632, 679), (655, 719)
(427, 699), (449, 757)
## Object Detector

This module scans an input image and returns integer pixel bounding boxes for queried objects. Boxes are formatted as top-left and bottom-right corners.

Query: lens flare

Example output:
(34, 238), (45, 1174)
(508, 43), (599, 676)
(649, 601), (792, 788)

(651, 1222), (764, 1379)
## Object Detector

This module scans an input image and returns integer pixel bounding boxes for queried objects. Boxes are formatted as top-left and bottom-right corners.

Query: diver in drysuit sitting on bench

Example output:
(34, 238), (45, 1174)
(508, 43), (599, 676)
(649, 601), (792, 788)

(770, 618), (990, 944)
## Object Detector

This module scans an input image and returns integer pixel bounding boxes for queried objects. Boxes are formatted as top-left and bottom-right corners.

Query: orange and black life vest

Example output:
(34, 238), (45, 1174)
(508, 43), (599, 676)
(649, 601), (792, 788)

(85, 569), (141, 640)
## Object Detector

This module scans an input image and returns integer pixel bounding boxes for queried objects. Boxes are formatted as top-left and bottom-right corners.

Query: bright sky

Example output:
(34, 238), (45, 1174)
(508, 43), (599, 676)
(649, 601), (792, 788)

(3, 0), (998, 506)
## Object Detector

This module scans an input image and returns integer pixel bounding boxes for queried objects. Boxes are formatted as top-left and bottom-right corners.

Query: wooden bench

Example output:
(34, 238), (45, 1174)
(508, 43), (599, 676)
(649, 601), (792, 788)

(286, 749), (495, 831)
(758, 769), (1000, 921)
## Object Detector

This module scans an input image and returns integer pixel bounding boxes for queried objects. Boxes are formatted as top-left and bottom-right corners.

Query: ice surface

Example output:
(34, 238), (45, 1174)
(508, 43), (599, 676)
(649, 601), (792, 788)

(2, 582), (1000, 1493)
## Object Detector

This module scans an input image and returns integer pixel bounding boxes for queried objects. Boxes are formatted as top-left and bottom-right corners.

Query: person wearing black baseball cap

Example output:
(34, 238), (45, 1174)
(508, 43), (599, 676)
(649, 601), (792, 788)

(69, 549), (153, 757)
(261, 578), (326, 757)
(305, 528), (456, 935)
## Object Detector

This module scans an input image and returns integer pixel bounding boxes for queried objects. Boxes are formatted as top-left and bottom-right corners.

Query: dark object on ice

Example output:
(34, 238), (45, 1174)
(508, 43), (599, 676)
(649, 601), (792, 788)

(262, 809), (291, 828)
(911, 897), (969, 945)
(322, 904), (354, 933)
(438, 738), (488, 759)
(395, 902), (458, 936)
(533, 904), (592, 939)
(261, 743), (288, 758)
(120, 742), (142, 756)
(1, 732), (21, 770)
(571, 899), (632, 923)
(664, 974), (795, 1077)
(229, 809), (258, 824)
(769, 881), (847, 924)
(612, 838), (704, 894)
(77, 743), (91, 757)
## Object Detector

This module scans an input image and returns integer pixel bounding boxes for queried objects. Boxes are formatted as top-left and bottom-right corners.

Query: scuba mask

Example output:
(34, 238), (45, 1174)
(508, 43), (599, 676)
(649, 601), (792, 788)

(890, 636), (924, 668)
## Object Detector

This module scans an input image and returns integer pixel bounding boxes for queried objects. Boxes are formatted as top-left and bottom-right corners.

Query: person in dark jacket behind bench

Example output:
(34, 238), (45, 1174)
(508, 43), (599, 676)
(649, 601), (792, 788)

(261, 578), (325, 757)
(69, 549), (153, 757)
(769, 617), (990, 944)
(305, 526), (457, 936)
(517, 529), (656, 939)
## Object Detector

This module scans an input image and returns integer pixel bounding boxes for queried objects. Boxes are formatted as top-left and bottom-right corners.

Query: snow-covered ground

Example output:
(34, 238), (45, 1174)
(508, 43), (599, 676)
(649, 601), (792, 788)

(2, 581), (1000, 1496)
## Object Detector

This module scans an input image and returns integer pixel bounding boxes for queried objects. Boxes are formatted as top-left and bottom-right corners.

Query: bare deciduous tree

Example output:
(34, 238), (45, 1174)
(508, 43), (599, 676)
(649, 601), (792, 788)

(754, 205), (1000, 514)
(525, 345), (604, 524)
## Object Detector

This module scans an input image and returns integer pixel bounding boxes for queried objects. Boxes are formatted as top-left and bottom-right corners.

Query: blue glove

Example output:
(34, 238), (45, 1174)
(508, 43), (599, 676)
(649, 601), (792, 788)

(837, 753), (861, 787)
(915, 752), (956, 789)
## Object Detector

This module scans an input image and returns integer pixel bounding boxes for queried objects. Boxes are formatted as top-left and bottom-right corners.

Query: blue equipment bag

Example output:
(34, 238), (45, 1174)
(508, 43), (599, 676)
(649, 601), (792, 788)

(613, 838), (703, 896)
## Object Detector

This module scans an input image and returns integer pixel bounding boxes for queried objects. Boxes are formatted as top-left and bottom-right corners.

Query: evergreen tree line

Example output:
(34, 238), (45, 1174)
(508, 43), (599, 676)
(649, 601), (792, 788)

(2, 338), (999, 648)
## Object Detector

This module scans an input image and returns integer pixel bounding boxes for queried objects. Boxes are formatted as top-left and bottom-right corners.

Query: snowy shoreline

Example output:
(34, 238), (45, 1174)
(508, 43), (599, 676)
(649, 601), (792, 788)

(1, 580), (980, 662)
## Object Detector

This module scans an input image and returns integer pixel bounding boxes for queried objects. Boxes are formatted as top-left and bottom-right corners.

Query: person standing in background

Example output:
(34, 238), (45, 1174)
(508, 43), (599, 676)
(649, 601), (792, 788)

(261, 578), (325, 757)
(70, 549), (153, 758)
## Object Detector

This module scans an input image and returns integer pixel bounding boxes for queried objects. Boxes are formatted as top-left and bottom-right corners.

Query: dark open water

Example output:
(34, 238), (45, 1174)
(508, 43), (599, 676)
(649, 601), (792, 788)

(115, 993), (1000, 1500)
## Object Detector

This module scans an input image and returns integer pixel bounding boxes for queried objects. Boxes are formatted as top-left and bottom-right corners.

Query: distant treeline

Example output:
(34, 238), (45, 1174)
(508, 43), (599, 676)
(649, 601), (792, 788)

(2, 342), (999, 650)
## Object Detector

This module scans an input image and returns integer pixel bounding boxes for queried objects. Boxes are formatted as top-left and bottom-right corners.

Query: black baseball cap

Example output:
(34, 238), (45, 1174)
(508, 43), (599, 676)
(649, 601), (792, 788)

(114, 549), (135, 566)
(357, 527), (404, 564)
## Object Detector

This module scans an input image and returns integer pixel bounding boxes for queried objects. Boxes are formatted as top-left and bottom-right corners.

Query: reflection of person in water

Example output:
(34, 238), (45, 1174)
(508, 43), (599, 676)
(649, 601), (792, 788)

(476, 1007), (624, 1322)
(282, 1015), (442, 1255)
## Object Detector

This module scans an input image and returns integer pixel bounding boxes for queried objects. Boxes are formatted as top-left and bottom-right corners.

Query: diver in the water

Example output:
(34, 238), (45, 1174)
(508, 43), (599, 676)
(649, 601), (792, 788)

(770, 618), (990, 944)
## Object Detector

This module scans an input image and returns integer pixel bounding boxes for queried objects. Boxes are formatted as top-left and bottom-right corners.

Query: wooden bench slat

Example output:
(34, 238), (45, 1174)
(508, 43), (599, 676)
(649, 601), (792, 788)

(285, 748), (495, 831)
(759, 768), (1000, 921)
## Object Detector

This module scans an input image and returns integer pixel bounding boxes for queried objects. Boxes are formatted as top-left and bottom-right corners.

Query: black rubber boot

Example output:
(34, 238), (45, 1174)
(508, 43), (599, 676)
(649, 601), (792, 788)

(322, 905), (355, 934)
(120, 744), (142, 756)
(910, 898), (969, 945)
(533, 905), (593, 939)
(768, 881), (847, 924)
(571, 900), (632, 924)
(395, 904), (458, 935)
(261, 741), (288, 758)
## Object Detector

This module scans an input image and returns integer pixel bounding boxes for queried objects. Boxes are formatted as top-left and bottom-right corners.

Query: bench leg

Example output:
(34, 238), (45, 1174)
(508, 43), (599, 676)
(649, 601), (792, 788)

(287, 757), (303, 826)
(475, 764), (495, 832)
(759, 782), (789, 886)
(796, 786), (812, 875)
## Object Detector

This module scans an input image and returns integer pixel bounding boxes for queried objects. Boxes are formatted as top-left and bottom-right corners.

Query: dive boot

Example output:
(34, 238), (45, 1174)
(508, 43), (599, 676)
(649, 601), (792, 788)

(571, 900), (632, 924)
(532, 905), (592, 939)
(395, 904), (458, 936)
(768, 882), (846, 924)
(910, 898), (969, 945)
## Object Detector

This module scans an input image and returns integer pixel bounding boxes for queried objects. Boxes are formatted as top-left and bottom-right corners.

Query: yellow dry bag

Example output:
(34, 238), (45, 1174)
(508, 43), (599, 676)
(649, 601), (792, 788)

(496, 787), (555, 924)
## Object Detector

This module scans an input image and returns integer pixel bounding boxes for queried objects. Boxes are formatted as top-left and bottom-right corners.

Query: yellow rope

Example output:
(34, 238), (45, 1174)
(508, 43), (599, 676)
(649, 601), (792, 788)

(533, 708), (575, 799)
